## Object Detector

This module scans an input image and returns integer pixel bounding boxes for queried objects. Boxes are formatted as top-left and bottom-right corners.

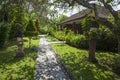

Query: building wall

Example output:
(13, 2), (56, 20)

(60, 23), (83, 34)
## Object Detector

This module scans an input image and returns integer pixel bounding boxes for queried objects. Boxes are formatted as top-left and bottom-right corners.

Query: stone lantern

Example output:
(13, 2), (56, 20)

(15, 23), (24, 57)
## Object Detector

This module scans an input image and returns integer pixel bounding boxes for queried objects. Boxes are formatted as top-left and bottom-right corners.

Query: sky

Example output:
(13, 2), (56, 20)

(63, 4), (120, 17)
(59, 6), (84, 17)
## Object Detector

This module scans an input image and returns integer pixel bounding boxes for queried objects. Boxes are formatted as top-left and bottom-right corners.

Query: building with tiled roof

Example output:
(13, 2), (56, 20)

(59, 7), (119, 34)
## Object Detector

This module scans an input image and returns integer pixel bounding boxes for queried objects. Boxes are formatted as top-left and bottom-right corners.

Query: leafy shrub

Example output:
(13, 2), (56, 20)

(65, 31), (88, 49)
(40, 25), (55, 35)
(40, 25), (49, 34)
(54, 31), (66, 41)
(34, 18), (40, 32)
(82, 15), (117, 52)
(40, 27), (48, 34)
(112, 55), (120, 75)
(24, 19), (39, 47)
(0, 22), (11, 48)
(9, 23), (18, 39)
(97, 26), (117, 52)
(25, 19), (38, 37)
(98, 53), (120, 75)
(48, 26), (55, 36)
(75, 35), (88, 48)
(9, 22), (28, 39)
(26, 19), (36, 31)
(65, 31), (74, 44)
(24, 31), (39, 37)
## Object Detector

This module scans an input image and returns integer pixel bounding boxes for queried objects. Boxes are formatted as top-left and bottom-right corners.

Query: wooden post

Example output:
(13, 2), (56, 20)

(88, 40), (97, 62)
(88, 21), (99, 63)
(73, 22), (77, 34)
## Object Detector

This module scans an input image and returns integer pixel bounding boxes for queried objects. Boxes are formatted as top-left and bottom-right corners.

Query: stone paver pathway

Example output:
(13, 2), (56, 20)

(34, 35), (69, 80)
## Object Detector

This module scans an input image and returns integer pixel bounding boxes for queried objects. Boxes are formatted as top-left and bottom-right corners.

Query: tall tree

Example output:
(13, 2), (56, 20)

(52, 0), (120, 62)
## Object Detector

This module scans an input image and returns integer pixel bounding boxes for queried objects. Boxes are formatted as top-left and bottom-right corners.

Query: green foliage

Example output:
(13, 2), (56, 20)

(74, 35), (87, 48)
(65, 31), (74, 43)
(106, 0), (114, 3)
(0, 22), (11, 48)
(34, 18), (40, 32)
(47, 35), (58, 42)
(59, 14), (68, 22)
(24, 19), (39, 47)
(82, 16), (99, 40)
(48, 15), (68, 27)
(40, 25), (55, 35)
(0, 37), (39, 80)
(48, 22), (117, 52)
(25, 19), (39, 37)
(48, 26), (55, 36)
(54, 31), (66, 41)
(97, 52), (120, 76)
(52, 44), (120, 80)
(9, 23), (17, 39)
(112, 56), (120, 74)
(88, 29), (99, 40)
(40, 27), (48, 34)
(114, 17), (120, 36)
(97, 25), (117, 52)
(82, 17), (92, 31)
(26, 19), (35, 31)
(9, 22), (26, 39)
(51, 29), (88, 48)
(45, 25), (56, 36)
(81, 15), (117, 52)
(8, 6), (29, 39)
(24, 31), (39, 37)
(65, 31), (88, 48)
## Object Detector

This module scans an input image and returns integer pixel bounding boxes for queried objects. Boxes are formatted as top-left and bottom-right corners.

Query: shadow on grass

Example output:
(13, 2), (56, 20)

(52, 44), (120, 80)
(56, 49), (119, 80)
(0, 46), (37, 65)
(0, 40), (17, 50)
(23, 39), (28, 42)
(0, 46), (37, 80)
(32, 36), (40, 40)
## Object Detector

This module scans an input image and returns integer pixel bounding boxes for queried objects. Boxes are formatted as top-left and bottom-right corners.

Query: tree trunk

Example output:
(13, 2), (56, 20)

(118, 36), (120, 54)
(88, 40), (97, 63)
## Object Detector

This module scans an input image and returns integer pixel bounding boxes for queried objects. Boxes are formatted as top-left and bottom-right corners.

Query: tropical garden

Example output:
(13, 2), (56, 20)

(0, 0), (120, 80)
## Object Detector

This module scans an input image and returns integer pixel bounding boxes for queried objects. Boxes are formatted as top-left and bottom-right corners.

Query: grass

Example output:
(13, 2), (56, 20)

(0, 36), (39, 80)
(47, 35), (58, 42)
(52, 44), (120, 80)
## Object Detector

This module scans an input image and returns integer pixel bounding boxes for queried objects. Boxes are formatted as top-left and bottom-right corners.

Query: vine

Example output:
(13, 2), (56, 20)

(82, 15), (99, 40)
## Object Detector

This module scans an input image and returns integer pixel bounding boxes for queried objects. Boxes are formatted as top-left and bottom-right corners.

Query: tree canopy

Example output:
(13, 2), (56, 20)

(52, 0), (120, 53)
(1, 0), (120, 53)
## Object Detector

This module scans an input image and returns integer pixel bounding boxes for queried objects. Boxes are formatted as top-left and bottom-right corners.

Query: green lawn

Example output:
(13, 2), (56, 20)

(0, 36), (39, 80)
(47, 35), (58, 42)
(52, 44), (120, 80)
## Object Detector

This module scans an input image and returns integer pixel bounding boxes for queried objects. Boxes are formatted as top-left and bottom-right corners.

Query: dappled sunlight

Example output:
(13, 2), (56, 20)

(0, 0), (120, 79)
(0, 37), (39, 80)
(34, 35), (69, 80)
(52, 44), (120, 80)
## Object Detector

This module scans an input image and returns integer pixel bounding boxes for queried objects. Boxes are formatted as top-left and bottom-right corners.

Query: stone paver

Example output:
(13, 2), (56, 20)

(34, 35), (69, 80)
(49, 41), (66, 44)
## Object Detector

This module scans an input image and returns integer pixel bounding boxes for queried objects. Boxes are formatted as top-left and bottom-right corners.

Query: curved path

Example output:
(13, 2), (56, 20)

(34, 35), (69, 80)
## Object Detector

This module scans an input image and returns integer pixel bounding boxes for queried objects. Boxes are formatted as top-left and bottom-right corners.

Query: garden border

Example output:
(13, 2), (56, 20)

(49, 44), (75, 80)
